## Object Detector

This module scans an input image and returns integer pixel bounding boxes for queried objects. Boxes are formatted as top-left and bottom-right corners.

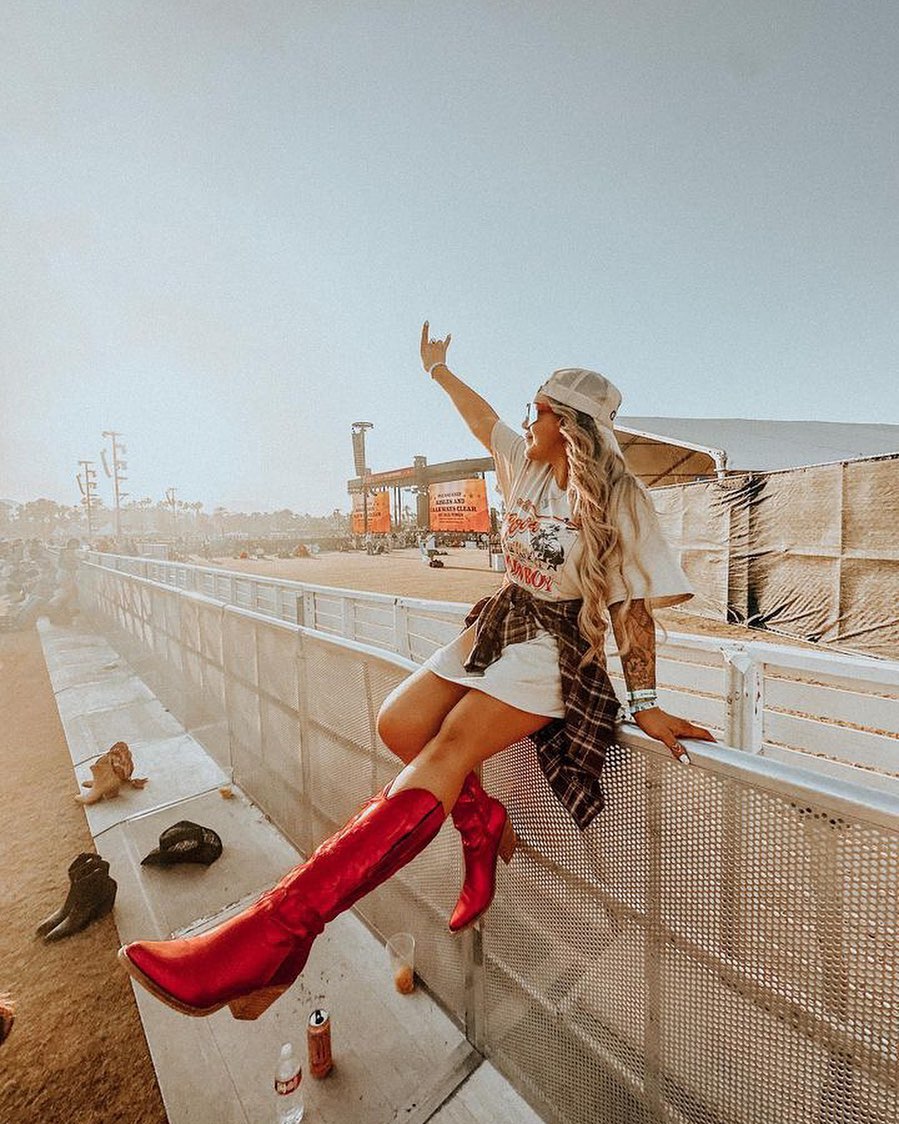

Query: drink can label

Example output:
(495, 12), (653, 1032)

(307, 1008), (333, 1078)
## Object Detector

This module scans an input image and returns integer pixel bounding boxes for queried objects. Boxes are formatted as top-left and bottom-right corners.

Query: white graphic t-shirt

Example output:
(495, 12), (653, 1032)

(491, 420), (693, 608)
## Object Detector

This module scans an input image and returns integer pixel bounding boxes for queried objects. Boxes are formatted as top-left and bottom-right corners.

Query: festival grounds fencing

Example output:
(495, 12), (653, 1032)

(84, 553), (899, 794)
(77, 557), (899, 1124)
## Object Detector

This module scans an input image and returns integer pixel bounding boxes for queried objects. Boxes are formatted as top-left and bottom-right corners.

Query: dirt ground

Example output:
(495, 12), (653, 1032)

(0, 627), (167, 1124)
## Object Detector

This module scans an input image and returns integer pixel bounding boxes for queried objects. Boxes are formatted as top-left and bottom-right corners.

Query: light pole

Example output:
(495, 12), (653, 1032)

(101, 430), (128, 538)
(351, 421), (374, 535)
(165, 488), (177, 534)
(76, 460), (98, 538)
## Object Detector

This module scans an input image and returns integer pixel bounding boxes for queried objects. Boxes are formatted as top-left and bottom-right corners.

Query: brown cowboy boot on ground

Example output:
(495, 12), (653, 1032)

(76, 741), (148, 804)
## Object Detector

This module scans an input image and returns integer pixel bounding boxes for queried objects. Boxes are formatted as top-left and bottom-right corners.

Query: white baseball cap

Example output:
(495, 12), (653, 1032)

(536, 368), (622, 432)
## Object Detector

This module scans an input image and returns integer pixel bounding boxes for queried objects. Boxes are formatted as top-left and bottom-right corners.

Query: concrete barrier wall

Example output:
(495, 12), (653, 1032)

(79, 561), (899, 1124)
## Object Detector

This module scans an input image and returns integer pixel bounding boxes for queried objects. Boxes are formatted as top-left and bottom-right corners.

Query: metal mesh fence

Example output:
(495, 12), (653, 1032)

(481, 738), (899, 1124)
(78, 563), (899, 1124)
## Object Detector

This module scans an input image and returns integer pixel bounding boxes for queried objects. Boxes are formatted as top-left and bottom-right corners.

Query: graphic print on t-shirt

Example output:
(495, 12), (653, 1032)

(491, 418), (692, 608)
(502, 497), (580, 597)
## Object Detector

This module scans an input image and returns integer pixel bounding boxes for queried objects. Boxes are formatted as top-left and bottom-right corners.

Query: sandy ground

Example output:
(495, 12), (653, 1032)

(0, 627), (166, 1124)
(211, 544), (505, 603)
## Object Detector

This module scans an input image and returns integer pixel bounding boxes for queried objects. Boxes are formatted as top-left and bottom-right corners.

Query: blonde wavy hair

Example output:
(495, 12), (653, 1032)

(547, 399), (655, 665)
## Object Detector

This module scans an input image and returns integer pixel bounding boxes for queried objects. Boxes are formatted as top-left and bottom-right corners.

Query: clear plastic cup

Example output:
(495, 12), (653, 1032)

(386, 932), (415, 994)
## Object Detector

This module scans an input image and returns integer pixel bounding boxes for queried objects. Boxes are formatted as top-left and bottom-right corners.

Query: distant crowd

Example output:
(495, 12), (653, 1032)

(0, 529), (503, 632)
(85, 529), (500, 561)
(0, 538), (80, 632)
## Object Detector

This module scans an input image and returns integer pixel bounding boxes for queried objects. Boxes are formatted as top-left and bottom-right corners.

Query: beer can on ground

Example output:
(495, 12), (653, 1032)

(307, 1008), (332, 1079)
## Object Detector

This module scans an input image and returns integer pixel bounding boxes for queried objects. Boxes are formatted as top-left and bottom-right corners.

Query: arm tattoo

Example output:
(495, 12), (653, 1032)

(610, 599), (656, 692)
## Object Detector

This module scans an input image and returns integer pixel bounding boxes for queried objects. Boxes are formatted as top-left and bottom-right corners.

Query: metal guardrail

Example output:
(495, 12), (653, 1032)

(77, 560), (899, 1124)
(84, 552), (899, 793)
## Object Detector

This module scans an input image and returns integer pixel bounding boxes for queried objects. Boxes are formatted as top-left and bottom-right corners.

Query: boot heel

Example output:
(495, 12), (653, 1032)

(498, 816), (517, 864)
(228, 986), (288, 1021)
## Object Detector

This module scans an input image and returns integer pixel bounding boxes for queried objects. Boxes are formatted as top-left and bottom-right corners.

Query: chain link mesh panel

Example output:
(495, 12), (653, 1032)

(86, 570), (230, 760)
(253, 581), (278, 617)
(350, 599), (396, 650)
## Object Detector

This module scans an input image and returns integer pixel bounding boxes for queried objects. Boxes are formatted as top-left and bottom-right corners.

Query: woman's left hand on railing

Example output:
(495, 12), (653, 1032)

(632, 707), (716, 765)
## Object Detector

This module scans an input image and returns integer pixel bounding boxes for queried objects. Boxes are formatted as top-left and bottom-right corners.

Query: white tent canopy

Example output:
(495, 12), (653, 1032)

(616, 417), (899, 487)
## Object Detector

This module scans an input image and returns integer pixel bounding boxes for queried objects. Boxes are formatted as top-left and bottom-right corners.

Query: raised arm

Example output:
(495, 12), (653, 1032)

(421, 322), (498, 452)
(609, 598), (715, 762)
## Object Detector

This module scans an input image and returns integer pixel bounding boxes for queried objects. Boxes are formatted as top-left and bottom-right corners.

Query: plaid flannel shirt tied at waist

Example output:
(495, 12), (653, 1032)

(463, 583), (621, 829)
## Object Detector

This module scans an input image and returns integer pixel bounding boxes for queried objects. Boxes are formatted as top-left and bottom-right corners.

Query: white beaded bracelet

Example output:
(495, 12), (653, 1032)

(427, 361), (447, 376)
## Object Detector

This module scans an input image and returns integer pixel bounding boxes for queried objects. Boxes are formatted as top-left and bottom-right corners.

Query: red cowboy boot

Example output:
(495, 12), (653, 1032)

(448, 773), (517, 932)
(118, 786), (445, 1019)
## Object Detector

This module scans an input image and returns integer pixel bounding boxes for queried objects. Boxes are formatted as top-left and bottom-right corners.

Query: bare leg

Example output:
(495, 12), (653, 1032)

(388, 689), (552, 814)
(377, 666), (469, 763)
(382, 669), (546, 932)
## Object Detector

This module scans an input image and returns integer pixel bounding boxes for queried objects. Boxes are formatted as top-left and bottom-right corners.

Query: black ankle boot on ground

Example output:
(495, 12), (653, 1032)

(36, 853), (101, 936)
(37, 854), (117, 942)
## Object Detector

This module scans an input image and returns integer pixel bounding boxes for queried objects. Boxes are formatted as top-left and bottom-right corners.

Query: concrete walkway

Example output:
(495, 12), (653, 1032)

(38, 619), (543, 1124)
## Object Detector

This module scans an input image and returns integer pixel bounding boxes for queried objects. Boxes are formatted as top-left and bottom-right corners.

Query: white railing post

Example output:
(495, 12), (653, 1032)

(302, 591), (315, 629)
(723, 644), (764, 753)
(394, 600), (411, 660)
(342, 596), (356, 640)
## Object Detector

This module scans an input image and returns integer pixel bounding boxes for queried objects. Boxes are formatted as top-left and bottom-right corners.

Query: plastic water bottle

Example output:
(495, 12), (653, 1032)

(274, 1042), (305, 1123)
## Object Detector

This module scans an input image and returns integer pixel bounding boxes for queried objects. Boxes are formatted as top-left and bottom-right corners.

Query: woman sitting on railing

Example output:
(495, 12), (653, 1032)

(118, 324), (714, 1020)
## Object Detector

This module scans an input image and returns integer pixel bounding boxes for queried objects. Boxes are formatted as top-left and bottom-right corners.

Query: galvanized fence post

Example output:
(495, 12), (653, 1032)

(394, 600), (411, 660)
(342, 595), (356, 640)
(723, 644), (764, 753)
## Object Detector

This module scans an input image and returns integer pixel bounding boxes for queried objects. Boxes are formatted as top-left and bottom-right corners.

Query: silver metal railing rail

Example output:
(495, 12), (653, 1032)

(77, 560), (899, 1124)
(84, 552), (899, 793)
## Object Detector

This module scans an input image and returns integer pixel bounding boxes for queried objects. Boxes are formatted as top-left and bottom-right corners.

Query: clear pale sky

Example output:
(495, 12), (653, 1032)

(1, 2), (896, 515)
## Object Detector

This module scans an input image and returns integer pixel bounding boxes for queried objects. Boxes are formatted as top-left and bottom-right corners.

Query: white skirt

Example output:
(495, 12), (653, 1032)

(422, 624), (565, 718)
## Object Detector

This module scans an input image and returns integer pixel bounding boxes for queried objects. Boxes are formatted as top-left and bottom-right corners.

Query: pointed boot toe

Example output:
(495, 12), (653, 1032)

(118, 900), (317, 1019)
(0, 993), (14, 1046)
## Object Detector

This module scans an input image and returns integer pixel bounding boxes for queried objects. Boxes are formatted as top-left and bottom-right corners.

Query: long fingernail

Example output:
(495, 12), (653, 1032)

(679, 750), (691, 765)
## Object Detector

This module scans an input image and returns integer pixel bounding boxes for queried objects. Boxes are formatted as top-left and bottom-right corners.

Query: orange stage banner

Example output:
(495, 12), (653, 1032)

(428, 479), (490, 532)
(352, 491), (391, 534)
